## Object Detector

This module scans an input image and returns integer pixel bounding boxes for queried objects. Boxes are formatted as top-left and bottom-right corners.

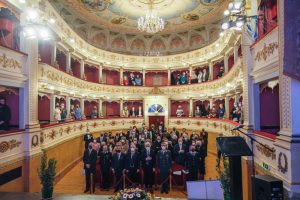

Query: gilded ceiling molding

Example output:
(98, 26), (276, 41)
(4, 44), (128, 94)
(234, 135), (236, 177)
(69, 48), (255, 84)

(0, 53), (22, 69)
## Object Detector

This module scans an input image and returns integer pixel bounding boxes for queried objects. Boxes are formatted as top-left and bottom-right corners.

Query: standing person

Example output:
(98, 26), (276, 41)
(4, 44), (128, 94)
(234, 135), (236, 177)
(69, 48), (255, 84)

(123, 75), (129, 86)
(173, 137), (186, 166)
(202, 68), (209, 82)
(83, 143), (97, 193)
(54, 103), (61, 122)
(135, 74), (142, 86)
(98, 145), (112, 190)
(186, 145), (200, 181)
(60, 103), (67, 122)
(125, 144), (140, 186)
(74, 104), (82, 120)
(217, 103), (225, 118)
(83, 129), (93, 149)
(90, 106), (98, 119)
(157, 142), (172, 194)
(0, 98), (11, 131)
(112, 143), (125, 192)
(141, 141), (155, 192)
(129, 73), (135, 86)
(197, 70), (203, 83)
(70, 104), (75, 119)
(180, 72), (187, 84)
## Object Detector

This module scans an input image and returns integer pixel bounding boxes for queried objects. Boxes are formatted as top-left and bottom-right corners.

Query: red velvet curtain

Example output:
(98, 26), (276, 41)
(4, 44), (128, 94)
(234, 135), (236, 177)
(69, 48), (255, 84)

(229, 98), (235, 115)
(214, 99), (225, 108)
(228, 54), (234, 71)
(259, 84), (279, 133)
(57, 49), (66, 72)
(0, 13), (19, 50)
(55, 97), (66, 106)
(38, 95), (50, 121)
(170, 100), (189, 117)
(0, 90), (19, 127)
(104, 69), (120, 85)
(84, 100), (98, 118)
(71, 58), (81, 78)
(145, 72), (168, 86)
(105, 101), (120, 117)
(85, 64), (99, 83)
(38, 41), (52, 65)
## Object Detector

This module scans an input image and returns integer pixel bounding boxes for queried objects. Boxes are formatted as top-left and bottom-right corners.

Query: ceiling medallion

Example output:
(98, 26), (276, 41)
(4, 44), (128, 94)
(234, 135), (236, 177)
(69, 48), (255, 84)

(183, 13), (200, 21)
(81, 0), (111, 11)
(137, 0), (165, 34)
(111, 16), (127, 24)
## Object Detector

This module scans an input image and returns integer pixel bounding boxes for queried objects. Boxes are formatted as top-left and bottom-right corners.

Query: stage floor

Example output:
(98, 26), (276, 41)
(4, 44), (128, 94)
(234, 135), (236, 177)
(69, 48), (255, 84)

(0, 192), (186, 200)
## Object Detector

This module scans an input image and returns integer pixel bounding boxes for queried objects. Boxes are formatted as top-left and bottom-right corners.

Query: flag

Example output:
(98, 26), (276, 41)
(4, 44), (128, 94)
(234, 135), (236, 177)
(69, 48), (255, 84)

(246, 16), (258, 41)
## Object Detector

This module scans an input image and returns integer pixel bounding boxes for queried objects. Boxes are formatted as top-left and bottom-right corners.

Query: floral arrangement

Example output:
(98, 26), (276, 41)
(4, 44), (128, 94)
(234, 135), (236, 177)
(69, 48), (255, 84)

(112, 188), (154, 200)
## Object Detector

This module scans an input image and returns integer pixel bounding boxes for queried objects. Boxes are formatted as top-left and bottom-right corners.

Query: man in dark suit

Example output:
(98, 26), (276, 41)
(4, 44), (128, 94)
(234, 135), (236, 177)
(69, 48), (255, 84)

(112, 143), (125, 192)
(98, 144), (112, 190)
(125, 144), (140, 186)
(96, 132), (106, 143)
(141, 141), (156, 192)
(0, 98), (11, 131)
(153, 136), (162, 153)
(173, 137), (186, 166)
(157, 142), (172, 194)
(83, 143), (97, 193)
(195, 140), (206, 179)
(83, 129), (93, 149)
(186, 145), (200, 181)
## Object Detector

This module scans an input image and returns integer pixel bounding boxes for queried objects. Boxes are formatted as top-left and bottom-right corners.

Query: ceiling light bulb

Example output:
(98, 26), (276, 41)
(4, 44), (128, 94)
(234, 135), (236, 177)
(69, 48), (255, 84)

(24, 27), (36, 38)
(234, 2), (242, 9)
(219, 32), (224, 37)
(224, 10), (230, 16)
(49, 86), (54, 90)
(216, 43), (220, 47)
(236, 20), (244, 28)
(70, 38), (75, 43)
(49, 18), (55, 24)
(222, 22), (230, 30)
(39, 28), (51, 40)
(228, 3), (234, 10)
(26, 9), (39, 22)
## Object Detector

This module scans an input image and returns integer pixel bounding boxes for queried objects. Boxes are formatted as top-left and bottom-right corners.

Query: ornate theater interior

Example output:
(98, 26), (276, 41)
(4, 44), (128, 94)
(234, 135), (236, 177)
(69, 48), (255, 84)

(0, 0), (299, 200)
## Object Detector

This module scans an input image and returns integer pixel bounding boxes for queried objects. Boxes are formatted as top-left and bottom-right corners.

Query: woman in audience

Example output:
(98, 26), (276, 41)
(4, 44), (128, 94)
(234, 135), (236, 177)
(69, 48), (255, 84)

(123, 75), (129, 86)
(129, 73), (136, 86)
(90, 106), (98, 119)
(180, 71), (188, 84)
(135, 74), (142, 86)
(197, 70), (203, 83)
(190, 71), (198, 84)
(54, 103), (61, 122)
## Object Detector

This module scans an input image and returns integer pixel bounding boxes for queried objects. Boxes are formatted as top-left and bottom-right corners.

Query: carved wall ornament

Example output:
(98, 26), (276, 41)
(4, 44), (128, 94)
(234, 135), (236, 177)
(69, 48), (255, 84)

(31, 135), (39, 147)
(79, 124), (84, 130)
(0, 53), (22, 69)
(40, 132), (45, 144)
(278, 152), (288, 174)
(254, 42), (279, 62)
(0, 140), (22, 153)
(256, 144), (276, 160)
(65, 126), (71, 134)
(48, 129), (57, 140)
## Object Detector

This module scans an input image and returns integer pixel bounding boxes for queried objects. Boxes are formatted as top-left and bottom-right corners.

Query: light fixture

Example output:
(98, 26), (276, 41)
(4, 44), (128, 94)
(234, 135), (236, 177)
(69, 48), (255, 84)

(219, 32), (224, 37)
(26, 8), (39, 22)
(222, 22), (230, 30)
(70, 38), (75, 43)
(224, 10), (230, 16)
(23, 27), (36, 38)
(137, 0), (164, 34)
(49, 85), (54, 90)
(215, 43), (220, 47)
(39, 28), (51, 40)
(49, 18), (55, 24)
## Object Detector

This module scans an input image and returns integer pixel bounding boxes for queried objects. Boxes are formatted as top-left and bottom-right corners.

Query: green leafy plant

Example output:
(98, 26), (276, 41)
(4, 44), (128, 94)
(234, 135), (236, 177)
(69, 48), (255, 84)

(37, 150), (57, 199)
(216, 157), (231, 199)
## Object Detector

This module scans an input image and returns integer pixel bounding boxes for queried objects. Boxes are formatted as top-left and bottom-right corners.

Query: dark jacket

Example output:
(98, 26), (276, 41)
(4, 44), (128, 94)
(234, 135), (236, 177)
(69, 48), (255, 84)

(0, 105), (11, 130)
(98, 151), (112, 170)
(125, 151), (140, 171)
(112, 152), (125, 174)
(83, 148), (97, 173)
(173, 143), (186, 165)
(141, 149), (156, 169)
(157, 150), (172, 172)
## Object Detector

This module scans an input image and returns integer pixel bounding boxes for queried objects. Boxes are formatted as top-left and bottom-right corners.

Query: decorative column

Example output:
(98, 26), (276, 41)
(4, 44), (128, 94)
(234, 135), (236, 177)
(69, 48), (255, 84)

(225, 95), (230, 119)
(209, 98), (214, 108)
(120, 98), (124, 117)
(189, 98), (193, 117)
(98, 98), (103, 118)
(20, 9), (42, 193)
(224, 54), (229, 73)
(49, 94), (55, 122)
(209, 62), (213, 80)
(80, 59), (85, 79)
(80, 98), (85, 119)
(189, 65), (193, 84)
(66, 96), (71, 120)
(120, 67), (124, 85)
(66, 50), (72, 73)
(51, 42), (57, 66)
(168, 68), (171, 86)
(142, 69), (146, 86)
(234, 93), (240, 104)
(234, 45), (239, 63)
(98, 63), (103, 83)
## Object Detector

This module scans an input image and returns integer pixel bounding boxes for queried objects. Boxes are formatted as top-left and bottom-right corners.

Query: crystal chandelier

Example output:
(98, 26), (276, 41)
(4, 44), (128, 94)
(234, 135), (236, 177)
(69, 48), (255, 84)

(137, 0), (165, 34)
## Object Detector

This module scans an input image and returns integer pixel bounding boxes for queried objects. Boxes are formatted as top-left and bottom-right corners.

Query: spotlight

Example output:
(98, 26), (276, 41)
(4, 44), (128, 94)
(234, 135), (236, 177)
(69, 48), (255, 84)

(222, 22), (230, 30)
(23, 27), (36, 39)
(39, 28), (51, 40)
(219, 32), (224, 37)
(224, 10), (230, 16)
(26, 9), (39, 22)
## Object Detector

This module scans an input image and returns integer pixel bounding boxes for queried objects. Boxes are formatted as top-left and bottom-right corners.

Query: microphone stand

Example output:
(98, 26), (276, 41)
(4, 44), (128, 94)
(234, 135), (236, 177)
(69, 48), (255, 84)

(232, 127), (275, 177)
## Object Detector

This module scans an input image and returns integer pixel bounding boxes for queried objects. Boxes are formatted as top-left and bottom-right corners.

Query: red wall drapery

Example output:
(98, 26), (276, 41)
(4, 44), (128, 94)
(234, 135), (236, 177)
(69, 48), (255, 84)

(85, 64), (99, 83)
(103, 69), (120, 85)
(38, 95), (50, 121)
(38, 41), (52, 65)
(57, 50), (66, 72)
(145, 72), (168, 86)
(71, 59), (81, 78)
(104, 101), (120, 117)
(84, 100), (98, 118)
(0, 90), (19, 127)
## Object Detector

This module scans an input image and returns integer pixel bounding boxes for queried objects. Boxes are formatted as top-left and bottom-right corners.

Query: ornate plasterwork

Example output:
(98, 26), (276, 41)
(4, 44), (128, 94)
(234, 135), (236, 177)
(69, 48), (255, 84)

(256, 144), (276, 160)
(0, 140), (22, 153)
(0, 53), (22, 69)
(254, 42), (279, 62)
(41, 0), (240, 68)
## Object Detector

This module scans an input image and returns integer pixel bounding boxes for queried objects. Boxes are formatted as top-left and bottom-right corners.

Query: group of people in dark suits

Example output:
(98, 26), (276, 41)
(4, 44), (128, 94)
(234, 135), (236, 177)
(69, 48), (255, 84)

(82, 124), (208, 194)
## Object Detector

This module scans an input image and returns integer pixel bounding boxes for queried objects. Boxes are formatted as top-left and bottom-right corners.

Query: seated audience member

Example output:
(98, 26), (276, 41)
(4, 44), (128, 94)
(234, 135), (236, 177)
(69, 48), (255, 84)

(60, 103), (67, 122)
(125, 144), (140, 186)
(122, 106), (129, 117)
(208, 104), (217, 118)
(173, 137), (186, 166)
(176, 74), (181, 85)
(123, 75), (129, 86)
(186, 144), (200, 181)
(217, 66), (225, 78)
(98, 144), (112, 190)
(83, 143), (97, 193)
(218, 103), (225, 118)
(130, 107), (137, 117)
(190, 71), (198, 84)
(138, 106), (143, 117)
(195, 105), (202, 117)
(0, 97), (11, 131)
(202, 68), (209, 82)
(112, 143), (125, 192)
(141, 141), (155, 192)
(74, 104), (82, 120)
(135, 74), (142, 86)
(180, 71), (188, 84)
(83, 129), (93, 149)
(129, 73), (136, 86)
(90, 106), (98, 119)
(176, 105), (184, 117)
(197, 70), (203, 83)
(157, 142), (172, 194)
(70, 104), (75, 119)
(54, 103), (61, 122)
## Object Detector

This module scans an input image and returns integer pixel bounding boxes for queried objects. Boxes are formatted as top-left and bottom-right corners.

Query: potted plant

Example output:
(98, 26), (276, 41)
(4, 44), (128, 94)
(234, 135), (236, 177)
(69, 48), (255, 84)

(216, 157), (231, 200)
(38, 150), (57, 200)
